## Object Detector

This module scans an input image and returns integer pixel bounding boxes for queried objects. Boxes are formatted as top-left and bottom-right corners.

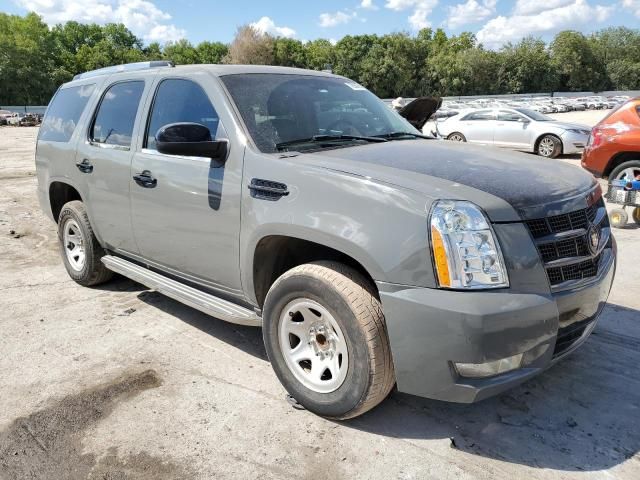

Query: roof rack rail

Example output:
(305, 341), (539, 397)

(73, 60), (175, 81)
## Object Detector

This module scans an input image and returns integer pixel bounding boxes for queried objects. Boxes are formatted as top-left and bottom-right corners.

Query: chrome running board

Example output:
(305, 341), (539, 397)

(101, 255), (261, 327)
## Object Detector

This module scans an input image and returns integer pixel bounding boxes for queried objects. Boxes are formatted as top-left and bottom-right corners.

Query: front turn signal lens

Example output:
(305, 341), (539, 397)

(431, 225), (451, 287)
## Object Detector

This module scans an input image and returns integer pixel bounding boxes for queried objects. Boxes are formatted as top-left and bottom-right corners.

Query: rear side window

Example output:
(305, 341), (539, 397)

(463, 110), (494, 121)
(145, 79), (220, 150)
(39, 84), (95, 142)
(90, 81), (145, 148)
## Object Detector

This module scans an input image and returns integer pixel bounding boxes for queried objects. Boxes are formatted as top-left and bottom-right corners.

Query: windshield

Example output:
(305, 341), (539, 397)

(514, 108), (552, 121)
(220, 73), (419, 153)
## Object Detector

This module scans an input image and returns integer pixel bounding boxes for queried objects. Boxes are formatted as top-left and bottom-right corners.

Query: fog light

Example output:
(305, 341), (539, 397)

(455, 353), (524, 378)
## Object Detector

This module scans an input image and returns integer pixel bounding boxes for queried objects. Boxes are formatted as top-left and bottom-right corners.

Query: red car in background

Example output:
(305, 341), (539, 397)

(582, 98), (640, 181)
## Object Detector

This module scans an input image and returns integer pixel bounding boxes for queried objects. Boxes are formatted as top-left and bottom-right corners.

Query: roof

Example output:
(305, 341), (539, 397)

(67, 61), (339, 86)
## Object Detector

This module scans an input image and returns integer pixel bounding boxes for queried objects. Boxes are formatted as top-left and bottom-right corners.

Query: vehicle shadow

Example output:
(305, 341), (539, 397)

(343, 302), (640, 472)
(133, 287), (267, 361)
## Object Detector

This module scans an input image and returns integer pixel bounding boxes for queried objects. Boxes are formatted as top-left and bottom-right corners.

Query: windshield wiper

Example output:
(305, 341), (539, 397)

(375, 131), (432, 140)
(276, 134), (387, 150)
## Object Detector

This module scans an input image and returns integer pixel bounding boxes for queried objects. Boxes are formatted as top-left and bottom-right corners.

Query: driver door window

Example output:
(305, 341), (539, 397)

(497, 111), (525, 122)
(145, 79), (220, 150)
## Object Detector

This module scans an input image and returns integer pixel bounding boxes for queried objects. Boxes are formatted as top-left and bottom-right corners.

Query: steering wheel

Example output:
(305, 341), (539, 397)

(325, 118), (362, 136)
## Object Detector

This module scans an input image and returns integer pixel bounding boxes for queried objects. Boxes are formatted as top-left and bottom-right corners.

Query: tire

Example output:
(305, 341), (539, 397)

(57, 200), (113, 286)
(632, 207), (640, 226)
(609, 208), (628, 229)
(536, 134), (562, 158)
(262, 261), (395, 420)
(609, 160), (640, 182)
(447, 132), (466, 142)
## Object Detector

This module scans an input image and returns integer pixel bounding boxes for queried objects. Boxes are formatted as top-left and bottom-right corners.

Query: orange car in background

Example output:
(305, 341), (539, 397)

(582, 98), (640, 181)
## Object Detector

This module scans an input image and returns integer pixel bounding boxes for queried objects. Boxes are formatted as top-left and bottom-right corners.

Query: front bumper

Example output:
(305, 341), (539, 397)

(378, 245), (615, 403)
(561, 131), (589, 154)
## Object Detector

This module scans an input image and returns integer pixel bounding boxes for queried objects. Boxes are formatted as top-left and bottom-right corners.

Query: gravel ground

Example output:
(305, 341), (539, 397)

(1, 125), (639, 480)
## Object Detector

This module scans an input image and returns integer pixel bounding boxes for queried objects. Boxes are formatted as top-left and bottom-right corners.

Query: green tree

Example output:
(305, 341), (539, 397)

(196, 41), (228, 64)
(163, 39), (199, 64)
(550, 31), (607, 91)
(359, 33), (417, 97)
(499, 37), (558, 93)
(273, 38), (306, 67)
(304, 39), (335, 71)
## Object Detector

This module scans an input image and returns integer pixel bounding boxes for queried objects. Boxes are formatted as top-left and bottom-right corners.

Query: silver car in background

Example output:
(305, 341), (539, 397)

(436, 107), (591, 158)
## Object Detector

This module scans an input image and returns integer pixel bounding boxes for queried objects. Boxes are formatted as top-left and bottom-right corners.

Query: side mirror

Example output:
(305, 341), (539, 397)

(156, 122), (228, 161)
(518, 117), (530, 123)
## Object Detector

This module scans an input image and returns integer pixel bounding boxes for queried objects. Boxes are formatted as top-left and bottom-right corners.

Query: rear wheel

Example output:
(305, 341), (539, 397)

(447, 132), (466, 142)
(632, 207), (640, 226)
(262, 261), (395, 419)
(58, 200), (113, 286)
(609, 160), (640, 182)
(609, 208), (629, 229)
(537, 134), (562, 158)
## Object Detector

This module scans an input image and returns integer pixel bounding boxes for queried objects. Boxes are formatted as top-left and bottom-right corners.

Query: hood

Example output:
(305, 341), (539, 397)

(543, 120), (591, 132)
(295, 140), (596, 217)
(397, 97), (442, 130)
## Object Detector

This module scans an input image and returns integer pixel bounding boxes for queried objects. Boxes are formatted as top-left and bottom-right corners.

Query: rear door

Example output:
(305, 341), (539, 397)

(460, 109), (496, 144)
(75, 75), (151, 253)
(494, 110), (532, 149)
(129, 73), (244, 296)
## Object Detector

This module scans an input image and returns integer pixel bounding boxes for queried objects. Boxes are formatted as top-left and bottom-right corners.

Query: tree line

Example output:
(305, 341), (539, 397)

(1, 12), (639, 105)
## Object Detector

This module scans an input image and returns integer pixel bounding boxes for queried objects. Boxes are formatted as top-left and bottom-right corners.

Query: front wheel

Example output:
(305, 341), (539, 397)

(447, 132), (466, 142)
(609, 208), (629, 228)
(609, 160), (640, 182)
(537, 134), (562, 158)
(262, 261), (395, 419)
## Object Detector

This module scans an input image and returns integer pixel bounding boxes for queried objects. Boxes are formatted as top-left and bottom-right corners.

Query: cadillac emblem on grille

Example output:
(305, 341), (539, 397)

(588, 224), (601, 255)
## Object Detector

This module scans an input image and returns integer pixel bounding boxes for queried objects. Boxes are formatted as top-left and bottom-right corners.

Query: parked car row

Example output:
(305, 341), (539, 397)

(0, 110), (42, 126)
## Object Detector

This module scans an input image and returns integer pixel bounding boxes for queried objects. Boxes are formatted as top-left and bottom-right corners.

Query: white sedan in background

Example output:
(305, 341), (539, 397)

(435, 107), (591, 158)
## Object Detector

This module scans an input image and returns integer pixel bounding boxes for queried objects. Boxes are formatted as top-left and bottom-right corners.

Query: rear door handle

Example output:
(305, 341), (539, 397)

(133, 170), (157, 188)
(76, 159), (93, 173)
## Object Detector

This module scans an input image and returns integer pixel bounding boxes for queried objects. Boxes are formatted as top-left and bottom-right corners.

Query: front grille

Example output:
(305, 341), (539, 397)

(526, 203), (597, 239)
(547, 253), (601, 284)
(525, 198), (607, 288)
(553, 318), (595, 357)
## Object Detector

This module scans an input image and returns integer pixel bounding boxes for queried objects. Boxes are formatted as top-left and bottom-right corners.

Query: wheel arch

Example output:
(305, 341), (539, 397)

(250, 234), (380, 309)
(603, 152), (640, 178)
(49, 181), (83, 223)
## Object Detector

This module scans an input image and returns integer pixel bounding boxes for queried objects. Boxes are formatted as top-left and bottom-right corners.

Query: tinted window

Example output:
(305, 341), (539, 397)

(39, 84), (95, 142)
(497, 110), (524, 122)
(221, 74), (417, 153)
(146, 79), (220, 150)
(91, 81), (145, 147)
(463, 110), (494, 121)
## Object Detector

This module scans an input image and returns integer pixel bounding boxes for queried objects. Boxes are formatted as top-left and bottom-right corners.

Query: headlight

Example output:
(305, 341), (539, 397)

(429, 200), (509, 289)
(567, 128), (590, 135)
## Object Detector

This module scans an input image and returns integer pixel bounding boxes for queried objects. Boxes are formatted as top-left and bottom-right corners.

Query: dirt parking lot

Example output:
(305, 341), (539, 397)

(1, 125), (639, 480)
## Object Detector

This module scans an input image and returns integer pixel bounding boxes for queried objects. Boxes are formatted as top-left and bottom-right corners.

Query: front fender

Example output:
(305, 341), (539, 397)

(239, 153), (437, 304)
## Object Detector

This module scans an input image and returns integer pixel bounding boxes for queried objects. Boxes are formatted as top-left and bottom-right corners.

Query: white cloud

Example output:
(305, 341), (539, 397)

(622, 0), (640, 17)
(250, 16), (296, 38)
(476, 0), (613, 47)
(513, 0), (575, 15)
(318, 10), (357, 27)
(360, 0), (378, 9)
(446, 0), (496, 28)
(14, 0), (186, 43)
(385, 0), (438, 29)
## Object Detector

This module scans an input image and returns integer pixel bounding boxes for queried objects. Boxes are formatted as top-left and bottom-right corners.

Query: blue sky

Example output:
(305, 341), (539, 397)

(2, 1), (638, 47)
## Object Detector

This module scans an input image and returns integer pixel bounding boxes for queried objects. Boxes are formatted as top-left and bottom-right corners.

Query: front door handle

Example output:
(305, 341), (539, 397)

(76, 159), (93, 174)
(133, 170), (157, 188)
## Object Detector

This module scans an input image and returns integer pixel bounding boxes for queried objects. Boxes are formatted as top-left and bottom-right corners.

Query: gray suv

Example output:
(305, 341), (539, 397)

(36, 62), (616, 419)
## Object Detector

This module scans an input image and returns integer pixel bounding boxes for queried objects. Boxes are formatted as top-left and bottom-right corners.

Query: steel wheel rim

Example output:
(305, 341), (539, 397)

(63, 219), (85, 271)
(615, 167), (639, 181)
(278, 298), (349, 393)
(539, 137), (554, 156)
(449, 134), (463, 142)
